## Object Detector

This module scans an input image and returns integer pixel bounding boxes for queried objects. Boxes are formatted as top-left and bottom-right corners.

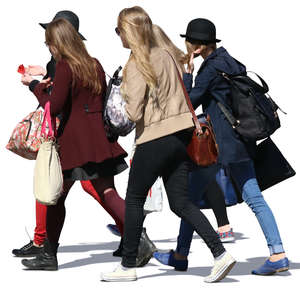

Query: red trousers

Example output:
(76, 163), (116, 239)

(34, 180), (123, 245)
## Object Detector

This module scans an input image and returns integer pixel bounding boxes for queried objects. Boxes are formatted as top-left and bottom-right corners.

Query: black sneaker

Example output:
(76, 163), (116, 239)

(21, 240), (59, 271)
(21, 252), (58, 271)
(12, 241), (43, 258)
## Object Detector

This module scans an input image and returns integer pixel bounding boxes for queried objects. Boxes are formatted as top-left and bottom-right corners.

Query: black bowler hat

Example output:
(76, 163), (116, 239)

(180, 18), (220, 43)
(39, 10), (86, 40)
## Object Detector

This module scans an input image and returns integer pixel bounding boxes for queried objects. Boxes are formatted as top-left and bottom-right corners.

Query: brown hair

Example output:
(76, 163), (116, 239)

(45, 18), (102, 94)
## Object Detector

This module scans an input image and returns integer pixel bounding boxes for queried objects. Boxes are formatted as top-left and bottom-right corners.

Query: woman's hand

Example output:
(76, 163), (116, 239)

(40, 77), (53, 88)
(26, 65), (47, 76)
(187, 53), (195, 74)
(187, 48), (202, 74)
(21, 74), (34, 86)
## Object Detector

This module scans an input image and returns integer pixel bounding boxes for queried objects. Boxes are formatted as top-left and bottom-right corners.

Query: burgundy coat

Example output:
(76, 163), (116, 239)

(33, 59), (127, 171)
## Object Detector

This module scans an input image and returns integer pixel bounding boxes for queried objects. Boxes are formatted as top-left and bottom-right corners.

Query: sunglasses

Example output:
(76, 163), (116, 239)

(115, 27), (120, 36)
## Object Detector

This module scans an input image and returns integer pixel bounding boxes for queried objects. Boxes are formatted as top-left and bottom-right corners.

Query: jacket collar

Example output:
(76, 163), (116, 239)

(198, 46), (227, 72)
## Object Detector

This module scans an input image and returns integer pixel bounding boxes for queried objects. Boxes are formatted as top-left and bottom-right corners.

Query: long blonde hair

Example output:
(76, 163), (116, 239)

(153, 24), (188, 72)
(118, 6), (158, 93)
(45, 18), (102, 94)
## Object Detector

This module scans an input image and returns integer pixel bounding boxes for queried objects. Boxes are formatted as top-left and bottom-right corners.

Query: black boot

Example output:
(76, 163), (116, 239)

(113, 228), (157, 267)
(112, 238), (123, 257)
(21, 240), (59, 271)
(12, 241), (44, 258)
(136, 228), (157, 267)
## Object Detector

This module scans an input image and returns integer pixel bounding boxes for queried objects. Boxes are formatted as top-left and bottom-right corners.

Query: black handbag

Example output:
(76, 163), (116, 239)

(254, 137), (296, 191)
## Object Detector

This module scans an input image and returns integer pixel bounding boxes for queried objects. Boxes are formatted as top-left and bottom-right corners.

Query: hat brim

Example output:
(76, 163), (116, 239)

(180, 34), (221, 43)
(39, 22), (86, 40)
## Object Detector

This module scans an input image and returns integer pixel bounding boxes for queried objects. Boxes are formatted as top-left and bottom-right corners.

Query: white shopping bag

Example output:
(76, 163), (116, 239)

(130, 143), (164, 214)
(143, 177), (164, 214)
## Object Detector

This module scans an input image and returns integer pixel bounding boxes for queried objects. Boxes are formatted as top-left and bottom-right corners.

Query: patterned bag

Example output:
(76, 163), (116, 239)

(103, 66), (136, 137)
(6, 106), (59, 160)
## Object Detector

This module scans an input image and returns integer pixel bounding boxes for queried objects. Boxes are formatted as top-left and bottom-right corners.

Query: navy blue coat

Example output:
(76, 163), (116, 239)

(183, 47), (256, 166)
(184, 47), (256, 201)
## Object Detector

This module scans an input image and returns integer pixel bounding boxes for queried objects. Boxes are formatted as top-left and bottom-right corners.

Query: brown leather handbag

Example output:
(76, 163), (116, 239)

(167, 50), (219, 166)
(186, 114), (218, 166)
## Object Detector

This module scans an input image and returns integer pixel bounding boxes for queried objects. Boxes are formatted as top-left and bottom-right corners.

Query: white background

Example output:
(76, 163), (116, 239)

(0, 0), (299, 287)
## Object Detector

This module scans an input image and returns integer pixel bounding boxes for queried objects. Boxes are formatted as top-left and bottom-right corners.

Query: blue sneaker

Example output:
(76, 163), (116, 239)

(252, 257), (289, 275)
(106, 224), (121, 237)
(153, 250), (188, 271)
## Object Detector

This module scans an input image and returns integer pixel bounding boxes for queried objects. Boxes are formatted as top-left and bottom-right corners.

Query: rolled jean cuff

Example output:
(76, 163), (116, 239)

(269, 244), (285, 255)
(175, 247), (190, 257)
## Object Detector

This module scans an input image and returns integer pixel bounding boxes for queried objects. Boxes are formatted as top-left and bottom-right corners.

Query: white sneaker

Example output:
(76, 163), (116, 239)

(204, 252), (236, 283)
(101, 264), (137, 282)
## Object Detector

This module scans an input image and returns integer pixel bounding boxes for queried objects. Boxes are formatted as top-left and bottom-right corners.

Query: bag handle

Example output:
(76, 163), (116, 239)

(163, 50), (202, 134)
(41, 101), (56, 138)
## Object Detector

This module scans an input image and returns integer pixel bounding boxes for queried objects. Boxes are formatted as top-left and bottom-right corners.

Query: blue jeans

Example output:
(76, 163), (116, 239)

(242, 177), (284, 255)
(176, 161), (284, 257)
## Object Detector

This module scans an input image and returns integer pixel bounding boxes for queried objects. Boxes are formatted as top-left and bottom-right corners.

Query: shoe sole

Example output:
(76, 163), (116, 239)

(253, 266), (289, 275)
(23, 266), (58, 271)
(174, 267), (188, 272)
(205, 260), (236, 283)
(22, 260), (58, 271)
(220, 237), (235, 243)
(101, 276), (137, 282)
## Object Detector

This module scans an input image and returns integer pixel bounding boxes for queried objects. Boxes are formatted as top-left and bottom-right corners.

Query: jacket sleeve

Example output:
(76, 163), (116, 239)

(123, 60), (147, 122)
(183, 66), (216, 110)
(33, 61), (72, 117)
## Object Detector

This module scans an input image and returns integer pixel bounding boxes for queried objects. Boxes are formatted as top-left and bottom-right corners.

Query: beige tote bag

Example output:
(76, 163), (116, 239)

(33, 102), (63, 205)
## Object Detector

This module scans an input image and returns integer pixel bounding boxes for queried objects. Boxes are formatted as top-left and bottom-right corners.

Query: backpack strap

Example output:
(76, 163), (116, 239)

(216, 102), (240, 129)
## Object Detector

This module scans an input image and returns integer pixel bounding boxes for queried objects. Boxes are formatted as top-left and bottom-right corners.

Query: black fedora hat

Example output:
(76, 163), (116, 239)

(39, 10), (86, 40)
(180, 18), (220, 43)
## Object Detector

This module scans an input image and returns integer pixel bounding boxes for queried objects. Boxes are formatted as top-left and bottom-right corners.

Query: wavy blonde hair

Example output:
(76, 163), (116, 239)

(153, 24), (188, 72)
(118, 6), (158, 93)
(45, 18), (102, 94)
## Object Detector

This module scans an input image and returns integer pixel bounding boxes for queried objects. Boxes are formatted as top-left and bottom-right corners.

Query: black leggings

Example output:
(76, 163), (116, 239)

(121, 130), (225, 267)
(204, 180), (230, 227)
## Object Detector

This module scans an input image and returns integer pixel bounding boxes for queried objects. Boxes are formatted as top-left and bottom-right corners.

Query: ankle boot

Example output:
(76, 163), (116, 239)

(141, 228), (157, 253)
(136, 228), (157, 267)
(21, 240), (59, 271)
(112, 238), (123, 257)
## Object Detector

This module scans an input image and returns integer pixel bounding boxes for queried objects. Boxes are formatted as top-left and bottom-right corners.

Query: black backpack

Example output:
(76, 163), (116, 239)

(216, 70), (284, 141)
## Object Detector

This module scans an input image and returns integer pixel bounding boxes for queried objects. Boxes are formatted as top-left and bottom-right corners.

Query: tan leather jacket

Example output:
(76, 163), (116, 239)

(123, 47), (194, 145)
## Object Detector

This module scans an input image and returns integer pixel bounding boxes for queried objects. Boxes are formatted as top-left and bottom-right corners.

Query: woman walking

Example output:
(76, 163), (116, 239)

(101, 6), (236, 283)
(20, 17), (135, 271)
(155, 18), (288, 276)
(13, 11), (127, 259)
